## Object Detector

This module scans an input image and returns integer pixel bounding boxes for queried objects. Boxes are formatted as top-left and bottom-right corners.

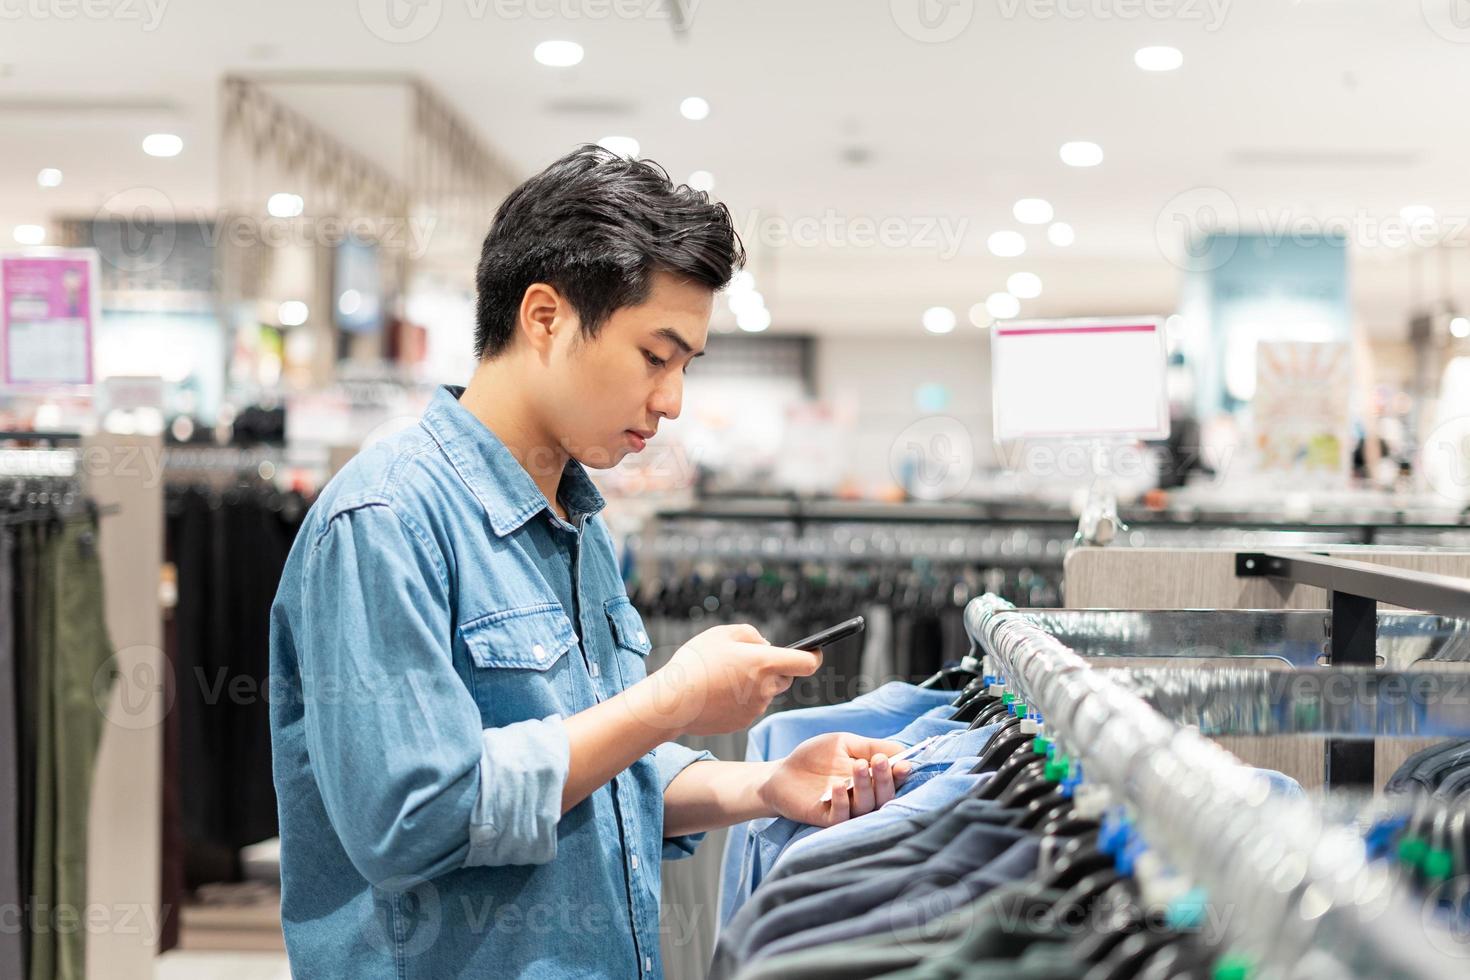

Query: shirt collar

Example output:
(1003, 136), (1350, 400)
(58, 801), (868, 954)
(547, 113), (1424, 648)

(421, 384), (606, 536)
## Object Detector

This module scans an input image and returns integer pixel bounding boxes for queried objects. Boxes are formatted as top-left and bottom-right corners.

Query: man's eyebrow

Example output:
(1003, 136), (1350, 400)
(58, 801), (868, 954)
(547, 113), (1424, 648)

(656, 327), (704, 356)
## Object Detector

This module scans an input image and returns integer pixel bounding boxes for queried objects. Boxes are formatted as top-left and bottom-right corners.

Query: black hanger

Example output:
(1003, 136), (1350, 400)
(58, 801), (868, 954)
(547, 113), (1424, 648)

(971, 717), (1025, 765)
(919, 646), (981, 690)
(983, 756), (1048, 801)
(948, 673), (987, 702)
(1033, 831), (1114, 893)
(965, 697), (1014, 728)
(1040, 812), (1100, 840)
(1014, 785), (1072, 830)
(1066, 877), (1142, 964)
(1087, 931), (1179, 980)
(997, 762), (1059, 809)
(948, 684), (996, 722)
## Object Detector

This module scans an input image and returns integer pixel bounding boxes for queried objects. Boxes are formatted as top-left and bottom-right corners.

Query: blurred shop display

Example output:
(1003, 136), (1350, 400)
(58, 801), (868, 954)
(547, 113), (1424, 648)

(0, 444), (115, 980)
(216, 74), (517, 390)
(161, 480), (308, 897)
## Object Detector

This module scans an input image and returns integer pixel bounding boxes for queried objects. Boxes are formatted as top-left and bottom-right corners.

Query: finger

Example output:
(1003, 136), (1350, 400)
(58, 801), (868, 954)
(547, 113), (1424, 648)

(760, 673), (795, 699)
(826, 777), (850, 824)
(870, 753), (897, 808)
(849, 759), (877, 816)
(842, 735), (908, 760)
(725, 623), (765, 644)
(891, 760), (915, 786)
(754, 645), (824, 677)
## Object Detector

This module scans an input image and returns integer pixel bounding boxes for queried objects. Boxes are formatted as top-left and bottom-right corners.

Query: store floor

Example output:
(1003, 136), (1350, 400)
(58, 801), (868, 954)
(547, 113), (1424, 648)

(156, 951), (291, 979)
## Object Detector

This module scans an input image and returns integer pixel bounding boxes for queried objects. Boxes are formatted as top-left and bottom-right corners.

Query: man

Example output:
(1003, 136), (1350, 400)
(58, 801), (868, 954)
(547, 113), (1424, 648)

(268, 146), (911, 978)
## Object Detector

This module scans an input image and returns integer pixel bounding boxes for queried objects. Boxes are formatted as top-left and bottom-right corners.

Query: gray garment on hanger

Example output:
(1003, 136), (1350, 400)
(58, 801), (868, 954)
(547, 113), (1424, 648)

(858, 604), (894, 687)
(0, 528), (20, 980)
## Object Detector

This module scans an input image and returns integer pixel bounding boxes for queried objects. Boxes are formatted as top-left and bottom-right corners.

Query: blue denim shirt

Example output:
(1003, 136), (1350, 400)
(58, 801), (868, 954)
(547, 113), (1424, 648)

(269, 385), (713, 979)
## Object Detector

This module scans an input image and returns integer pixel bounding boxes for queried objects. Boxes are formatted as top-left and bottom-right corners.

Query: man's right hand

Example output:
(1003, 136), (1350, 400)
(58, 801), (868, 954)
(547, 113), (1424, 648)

(637, 624), (822, 737)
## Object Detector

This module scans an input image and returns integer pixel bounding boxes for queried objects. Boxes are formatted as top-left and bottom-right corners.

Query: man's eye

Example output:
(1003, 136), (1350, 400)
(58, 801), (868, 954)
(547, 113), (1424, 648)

(644, 350), (666, 368)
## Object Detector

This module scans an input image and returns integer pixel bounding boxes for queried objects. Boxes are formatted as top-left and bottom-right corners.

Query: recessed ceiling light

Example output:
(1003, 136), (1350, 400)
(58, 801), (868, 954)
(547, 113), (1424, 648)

(1007, 272), (1042, 299)
(1048, 222), (1076, 247)
(688, 170), (715, 193)
(36, 168), (62, 189)
(142, 133), (183, 158)
(1059, 141), (1103, 167)
(12, 224), (45, 246)
(1013, 199), (1054, 225)
(1400, 204), (1435, 224)
(1134, 46), (1183, 72)
(680, 96), (710, 121)
(598, 136), (640, 159)
(278, 300), (309, 327)
(986, 292), (1020, 320)
(728, 270), (755, 294)
(1452, 316), (1470, 339)
(534, 40), (584, 67)
(738, 307), (771, 332)
(968, 303), (991, 328)
(987, 231), (1026, 257)
(338, 290), (363, 316)
(922, 307), (957, 334)
(267, 192), (304, 218)
(729, 290), (765, 316)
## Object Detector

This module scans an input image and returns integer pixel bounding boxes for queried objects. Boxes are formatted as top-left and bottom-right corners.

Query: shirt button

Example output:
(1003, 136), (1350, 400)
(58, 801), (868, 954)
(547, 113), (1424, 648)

(644, 957), (652, 973)
(630, 854), (639, 871)
(636, 631), (647, 644)
(532, 644), (547, 661)
(589, 663), (600, 678)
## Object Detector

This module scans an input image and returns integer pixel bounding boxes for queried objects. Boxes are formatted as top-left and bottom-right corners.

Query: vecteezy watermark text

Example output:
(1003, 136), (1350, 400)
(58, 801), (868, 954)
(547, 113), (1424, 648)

(734, 209), (970, 261)
(0, 0), (168, 30)
(358, 0), (700, 43)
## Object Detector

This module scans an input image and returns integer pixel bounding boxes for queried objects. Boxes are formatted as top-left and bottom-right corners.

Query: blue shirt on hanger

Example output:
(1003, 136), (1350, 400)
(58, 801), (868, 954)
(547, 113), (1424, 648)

(716, 682), (961, 925)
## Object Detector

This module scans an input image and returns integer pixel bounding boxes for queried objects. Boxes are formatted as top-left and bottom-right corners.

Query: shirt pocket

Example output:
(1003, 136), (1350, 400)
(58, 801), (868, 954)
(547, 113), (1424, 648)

(460, 603), (579, 723)
(604, 596), (652, 687)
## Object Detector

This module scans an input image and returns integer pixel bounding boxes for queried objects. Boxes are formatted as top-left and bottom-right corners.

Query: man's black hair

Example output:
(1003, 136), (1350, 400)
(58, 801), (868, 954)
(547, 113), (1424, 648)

(473, 145), (746, 358)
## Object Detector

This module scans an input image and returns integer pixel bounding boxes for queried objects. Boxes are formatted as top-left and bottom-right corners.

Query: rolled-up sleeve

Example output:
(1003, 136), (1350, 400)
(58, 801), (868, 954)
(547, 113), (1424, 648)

(654, 740), (718, 860)
(466, 715), (569, 866)
(299, 503), (568, 888)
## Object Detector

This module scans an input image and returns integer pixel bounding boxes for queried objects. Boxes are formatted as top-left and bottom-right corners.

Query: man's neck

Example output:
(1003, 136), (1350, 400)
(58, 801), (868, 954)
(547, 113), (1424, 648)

(458, 358), (569, 519)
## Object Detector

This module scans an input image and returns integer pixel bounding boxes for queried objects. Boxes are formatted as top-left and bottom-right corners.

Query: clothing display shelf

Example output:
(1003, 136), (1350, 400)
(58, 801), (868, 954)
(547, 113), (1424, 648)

(650, 499), (1387, 564)
(966, 596), (1464, 979)
(1237, 552), (1470, 788)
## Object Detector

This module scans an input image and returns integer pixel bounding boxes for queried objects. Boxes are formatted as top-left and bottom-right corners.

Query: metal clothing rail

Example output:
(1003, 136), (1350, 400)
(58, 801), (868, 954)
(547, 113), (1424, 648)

(965, 596), (1464, 979)
(1103, 665), (1470, 739)
(1238, 552), (1470, 787)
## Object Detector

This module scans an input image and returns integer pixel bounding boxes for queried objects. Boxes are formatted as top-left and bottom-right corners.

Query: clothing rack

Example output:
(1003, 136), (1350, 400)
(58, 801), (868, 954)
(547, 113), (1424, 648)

(1238, 552), (1470, 788)
(663, 496), (1470, 544)
(966, 596), (1464, 978)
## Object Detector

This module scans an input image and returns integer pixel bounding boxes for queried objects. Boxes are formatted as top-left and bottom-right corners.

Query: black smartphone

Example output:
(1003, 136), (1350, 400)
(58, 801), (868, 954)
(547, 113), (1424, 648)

(785, 616), (865, 652)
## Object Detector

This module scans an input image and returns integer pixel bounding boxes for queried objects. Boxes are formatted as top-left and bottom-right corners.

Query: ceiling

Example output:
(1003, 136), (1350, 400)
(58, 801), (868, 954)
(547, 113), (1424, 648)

(4, 0), (1470, 338)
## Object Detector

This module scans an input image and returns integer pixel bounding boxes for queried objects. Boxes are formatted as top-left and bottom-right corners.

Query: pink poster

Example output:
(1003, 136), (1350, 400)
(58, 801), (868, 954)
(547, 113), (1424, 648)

(1, 252), (97, 387)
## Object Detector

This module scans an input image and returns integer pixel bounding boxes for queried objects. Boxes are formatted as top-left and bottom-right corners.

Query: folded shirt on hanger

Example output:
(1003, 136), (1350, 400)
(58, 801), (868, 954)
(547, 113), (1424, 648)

(753, 835), (1041, 963)
(729, 881), (1069, 980)
(711, 795), (1029, 978)
(770, 742), (1005, 873)
(718, 682), (961, 926)
(730, 724), (1003, 917)
(760, 796), (1026, 888)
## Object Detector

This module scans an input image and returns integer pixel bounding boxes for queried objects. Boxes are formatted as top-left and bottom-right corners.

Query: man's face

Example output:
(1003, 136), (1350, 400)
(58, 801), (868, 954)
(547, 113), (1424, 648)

(537, 270), (712, 470)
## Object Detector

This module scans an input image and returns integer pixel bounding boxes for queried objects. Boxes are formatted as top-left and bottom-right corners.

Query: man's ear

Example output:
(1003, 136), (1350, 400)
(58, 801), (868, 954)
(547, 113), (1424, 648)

(516, 282), (571, 356)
